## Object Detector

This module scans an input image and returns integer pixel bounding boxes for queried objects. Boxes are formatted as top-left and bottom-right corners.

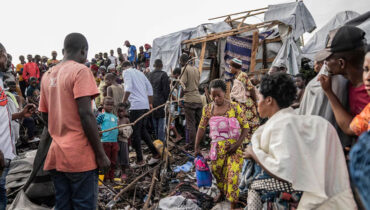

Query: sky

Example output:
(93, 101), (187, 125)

(1, 0), (369, 62)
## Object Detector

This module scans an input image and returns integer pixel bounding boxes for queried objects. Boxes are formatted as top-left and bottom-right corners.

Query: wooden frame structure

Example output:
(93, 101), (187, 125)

(182, 7), (281, 76)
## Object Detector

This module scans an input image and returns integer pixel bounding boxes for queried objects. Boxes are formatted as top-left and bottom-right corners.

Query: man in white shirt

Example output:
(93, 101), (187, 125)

(121, 61), (160, 168)
(0, 43), (35, 209)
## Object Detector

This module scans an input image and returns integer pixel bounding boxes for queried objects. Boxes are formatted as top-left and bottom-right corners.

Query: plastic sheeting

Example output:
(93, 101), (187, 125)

(157, 196), (201, 210)
(6, 150), (36, 190)
(150, 22), (232, 73)
(345, 11), (370, 43)
(302, 11), (360, 60)
(271, 24), (303, 75)
(264, 1), (316, 41)
(8, 190), (51, 210)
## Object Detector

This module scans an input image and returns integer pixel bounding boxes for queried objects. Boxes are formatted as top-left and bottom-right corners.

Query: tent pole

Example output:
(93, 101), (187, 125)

(249, 31), (259, 72)
(198, 42), (207, 74)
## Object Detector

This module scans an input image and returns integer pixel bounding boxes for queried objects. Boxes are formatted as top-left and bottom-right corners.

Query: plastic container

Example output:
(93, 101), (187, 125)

(98, 174), (105, 186)
(153, 140), (172, 158)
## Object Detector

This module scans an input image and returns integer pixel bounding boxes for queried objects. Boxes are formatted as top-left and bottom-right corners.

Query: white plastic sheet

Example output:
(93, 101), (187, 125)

(302, 11), (360, 60)
(264, 1), (316, 40)
(150, 22), (232, 74)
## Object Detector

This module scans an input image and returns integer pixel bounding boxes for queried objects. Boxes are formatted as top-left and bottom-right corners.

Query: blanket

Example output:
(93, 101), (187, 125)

(251, 107), (356, 209)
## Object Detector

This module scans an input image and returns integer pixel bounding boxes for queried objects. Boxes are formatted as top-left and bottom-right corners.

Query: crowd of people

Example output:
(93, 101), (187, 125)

(0, 24), (369, 210)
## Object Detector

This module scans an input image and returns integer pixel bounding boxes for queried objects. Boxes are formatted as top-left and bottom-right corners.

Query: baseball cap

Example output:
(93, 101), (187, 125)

(315, 25), (366, 61)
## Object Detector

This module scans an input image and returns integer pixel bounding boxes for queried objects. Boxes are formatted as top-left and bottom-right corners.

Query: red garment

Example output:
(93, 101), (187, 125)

(349, 84), (370, 116)
(22, 62), (40, 82)
(91, 64), (99, 72)
(103, 142), (119, 180)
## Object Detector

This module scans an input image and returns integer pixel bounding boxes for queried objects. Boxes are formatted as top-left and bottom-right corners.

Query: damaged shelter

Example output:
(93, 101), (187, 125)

(149, 1), (316, 89)
(4, 2), (329, 210)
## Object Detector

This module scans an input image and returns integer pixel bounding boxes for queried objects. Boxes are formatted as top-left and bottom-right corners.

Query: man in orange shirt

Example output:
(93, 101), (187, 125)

(39, 33), (110, 209)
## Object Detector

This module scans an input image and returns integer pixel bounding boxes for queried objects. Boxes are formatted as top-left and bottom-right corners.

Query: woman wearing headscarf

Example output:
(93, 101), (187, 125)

(229, 58), (259, 144)
(194, 79), (249, 209)
(242, 73), (356, 209)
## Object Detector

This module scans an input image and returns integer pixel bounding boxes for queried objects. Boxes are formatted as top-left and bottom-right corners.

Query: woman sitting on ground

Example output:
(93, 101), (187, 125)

(194, 79), (249, 209)
(242, 73), (356, 209)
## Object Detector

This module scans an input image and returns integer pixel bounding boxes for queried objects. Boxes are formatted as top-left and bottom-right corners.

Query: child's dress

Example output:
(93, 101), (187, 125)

(118, 126), (133, 167)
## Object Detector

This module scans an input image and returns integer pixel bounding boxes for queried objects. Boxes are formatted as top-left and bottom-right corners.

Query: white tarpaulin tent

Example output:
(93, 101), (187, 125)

(150, 1), (316, 76)
(264, 1), (316, 75)
(302, 11), (370, 60)
(149, 22), (231, 73)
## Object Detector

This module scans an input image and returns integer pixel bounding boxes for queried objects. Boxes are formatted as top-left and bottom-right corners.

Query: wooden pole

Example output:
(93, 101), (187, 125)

(182, 21), (277, 45)
(198, 42), (207, 74)
(226, 11), (266, 23)
(143, 168), (158, 210)
(226, 81), (231, 100)
(249, 31), (259, 72)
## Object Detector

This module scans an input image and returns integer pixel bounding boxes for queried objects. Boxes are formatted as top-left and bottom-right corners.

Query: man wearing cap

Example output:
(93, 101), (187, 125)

(318, 25), (369, 137)
(298, 52), (351, 147)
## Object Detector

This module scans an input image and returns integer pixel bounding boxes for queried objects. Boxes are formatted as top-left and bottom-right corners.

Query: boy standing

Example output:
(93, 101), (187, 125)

(106, 73), (124, 114)
(117, 103), (132, 180)
(39, 33), (110, 209)
(23, 54), (40, 83)
(148, 59), (170, 141)
(96, 97), (119, 183)
(16, 55), (26, 97)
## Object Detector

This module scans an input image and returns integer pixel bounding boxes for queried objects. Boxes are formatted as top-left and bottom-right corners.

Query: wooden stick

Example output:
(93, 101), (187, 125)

(182, 21), (278, 45)
(226, 11), (266, 23)
(111, 163), (162, 202)
(249, 31), (259, 72)
(143, 167), (158, 210)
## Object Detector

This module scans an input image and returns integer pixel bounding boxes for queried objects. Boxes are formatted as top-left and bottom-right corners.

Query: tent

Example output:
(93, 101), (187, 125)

(302, 11), (370, 60)
(150, 1), (316, 78)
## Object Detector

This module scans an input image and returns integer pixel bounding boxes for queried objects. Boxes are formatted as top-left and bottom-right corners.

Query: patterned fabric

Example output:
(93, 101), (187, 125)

(350, 103), (370, 136)
(247, 189), (263, 210)
(199, 102), (249, 130)
(250, 178), (294, 192)
(211, 139), (244, 202)
(247, 178), (302, 210)
(198, 101), (248, 202)
(232, 72), (260, 143)
(224, 31), (273, 81)
(209, 116), (241, 141)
